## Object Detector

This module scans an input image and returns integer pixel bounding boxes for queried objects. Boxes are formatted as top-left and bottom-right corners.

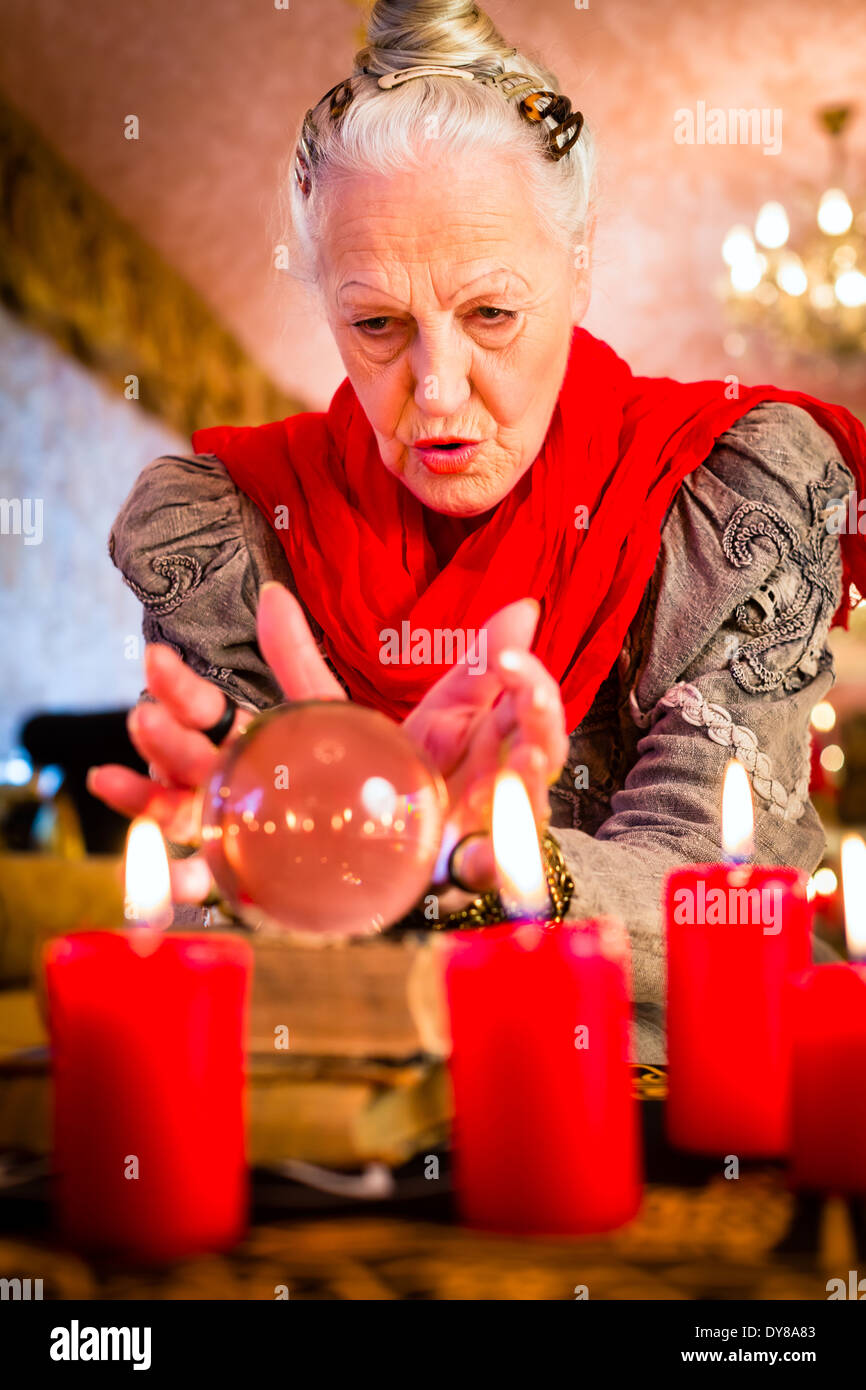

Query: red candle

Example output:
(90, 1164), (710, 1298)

(43, 819), (252, 1262)
(789, 834), (866, 1193)
(788, 964), (866, 1193)
(443, 772), (641, 1235)
(445, 916), (642, 1235)
(665, 761), (812, 1156)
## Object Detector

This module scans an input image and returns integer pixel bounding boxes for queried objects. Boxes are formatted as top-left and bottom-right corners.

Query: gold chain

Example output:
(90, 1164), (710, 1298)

(428, 830), (575, 930)
(204, 832), (575, 935)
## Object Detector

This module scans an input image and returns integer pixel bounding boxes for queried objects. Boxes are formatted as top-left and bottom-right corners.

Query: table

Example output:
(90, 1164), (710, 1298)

(1, 1067), (863, 1300)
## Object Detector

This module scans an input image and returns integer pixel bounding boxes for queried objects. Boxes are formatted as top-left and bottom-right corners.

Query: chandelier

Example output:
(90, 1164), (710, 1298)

(719, 107), (865, 358)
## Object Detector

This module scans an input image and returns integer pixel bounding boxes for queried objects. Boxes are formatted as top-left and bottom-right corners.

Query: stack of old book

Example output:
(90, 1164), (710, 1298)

(0, 853), (452, 1170)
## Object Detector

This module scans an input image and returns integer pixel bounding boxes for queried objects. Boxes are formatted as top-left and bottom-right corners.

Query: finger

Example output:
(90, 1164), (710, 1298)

(462, 736), (550, 839)
(464, 596), (542, 693)
(144, 645), (253, 740)
(483, 677), (567, 796)
(406, 704), (479, 781)
(256, 583), (347, 702)
(424, 672), (557, 815)
(169, 853), (215, 904)
(502, 743), (552, 828)
(86, 765), (202, 843)
(407, 597), (541, 721)
(495, 649), (569, 770)
(482, 596), (542, 653)
(450, 832), (497, 895)
(128, 702), (221, 790)
(147, 760), (184, 791)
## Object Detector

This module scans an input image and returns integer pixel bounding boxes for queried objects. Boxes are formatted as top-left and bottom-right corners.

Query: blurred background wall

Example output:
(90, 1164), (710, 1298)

(0, 304), (180, 758)
(1, 0), (864, 410)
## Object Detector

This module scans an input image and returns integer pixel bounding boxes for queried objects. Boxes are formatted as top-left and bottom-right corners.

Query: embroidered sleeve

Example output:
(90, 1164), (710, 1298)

(551, 401), (853, 1038)
(109, 453), (290, 710)
(110, 452), (355, 709)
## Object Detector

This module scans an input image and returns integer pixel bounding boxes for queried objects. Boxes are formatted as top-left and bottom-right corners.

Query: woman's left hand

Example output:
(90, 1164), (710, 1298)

(257, 585), (567, 897)
(402, 596), (568, 897)
(257, 585), (568, 897)
(258, 585), (567, 898)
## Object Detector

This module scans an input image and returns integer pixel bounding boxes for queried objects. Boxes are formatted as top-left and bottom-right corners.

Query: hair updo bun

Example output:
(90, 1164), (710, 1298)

(356, 0), (516, 78)
(282, 0), (597, 296)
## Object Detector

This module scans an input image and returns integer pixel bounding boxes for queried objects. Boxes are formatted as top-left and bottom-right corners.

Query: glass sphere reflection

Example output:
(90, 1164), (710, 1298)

(200, 701), (447, 937)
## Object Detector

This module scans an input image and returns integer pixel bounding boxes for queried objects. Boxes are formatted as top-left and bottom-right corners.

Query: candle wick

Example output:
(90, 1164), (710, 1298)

(500, 888), (553, 923)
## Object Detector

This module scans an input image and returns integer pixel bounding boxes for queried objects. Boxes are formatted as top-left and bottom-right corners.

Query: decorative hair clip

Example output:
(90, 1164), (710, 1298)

(294, 76), (358, 197)
(327, 80), (355, 122)
(480, 70), (584, 161)
(294, 113), (318, 197)
(293, 62), (584, 197)
(377, 65), (475, 88)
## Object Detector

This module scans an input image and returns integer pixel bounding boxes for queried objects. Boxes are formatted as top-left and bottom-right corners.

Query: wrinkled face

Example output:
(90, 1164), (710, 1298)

(317, 146), (591, 516)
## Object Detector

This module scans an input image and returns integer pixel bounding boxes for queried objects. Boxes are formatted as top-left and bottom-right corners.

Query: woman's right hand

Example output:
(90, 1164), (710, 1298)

(86, 584), (348, 903)
(86, 647), (250, 902)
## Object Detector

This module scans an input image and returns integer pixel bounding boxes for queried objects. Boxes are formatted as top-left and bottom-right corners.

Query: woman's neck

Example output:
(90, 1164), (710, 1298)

(423, 505), (493, 569)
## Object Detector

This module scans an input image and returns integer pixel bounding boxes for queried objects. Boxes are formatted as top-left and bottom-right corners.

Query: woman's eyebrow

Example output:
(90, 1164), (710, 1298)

(337, 269), (528, 306)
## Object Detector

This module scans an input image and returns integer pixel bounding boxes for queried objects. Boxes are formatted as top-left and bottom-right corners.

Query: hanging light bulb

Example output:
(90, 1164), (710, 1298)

(722, 224), (756, 267)
(811, 867), (838, 898)
(810, 701), (836, 732)
(776, 252), (808, 296)
(730, 253), (766, 292)
(818, 188), (854, 235)
(834, 268), (866, 307)
(721, 105), (864, 356)
(755, 201), (789, 249)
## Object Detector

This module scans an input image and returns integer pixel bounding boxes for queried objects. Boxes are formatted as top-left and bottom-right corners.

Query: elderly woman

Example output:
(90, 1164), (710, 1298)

(91, 0), (866, 1062)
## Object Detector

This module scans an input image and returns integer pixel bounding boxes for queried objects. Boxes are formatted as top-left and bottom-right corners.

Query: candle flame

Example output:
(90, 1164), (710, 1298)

(721, 759), (754, 863)
(491, 770), (550, 920)
(841, 833), (866, 961)
(124, 816), (173, 932)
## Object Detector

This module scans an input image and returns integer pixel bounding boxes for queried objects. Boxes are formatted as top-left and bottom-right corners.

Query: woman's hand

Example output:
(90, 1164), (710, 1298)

(87, 583), (568, 904)
(86, 583), (347, 902)
(402, 597), (568, 899)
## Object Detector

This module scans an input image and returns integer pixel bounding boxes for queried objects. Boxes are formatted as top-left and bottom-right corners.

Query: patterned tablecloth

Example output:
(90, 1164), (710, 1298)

(0, 1067), (862, 1301)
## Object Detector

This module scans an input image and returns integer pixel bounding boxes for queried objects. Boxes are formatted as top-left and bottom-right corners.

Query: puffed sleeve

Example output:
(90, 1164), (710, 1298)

(109, 452), (300, 710)
(552, 401), (855, 1056)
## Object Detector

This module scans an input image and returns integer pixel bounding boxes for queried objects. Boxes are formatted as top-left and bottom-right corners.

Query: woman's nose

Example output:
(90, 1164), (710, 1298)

(411, 335), (471, 417)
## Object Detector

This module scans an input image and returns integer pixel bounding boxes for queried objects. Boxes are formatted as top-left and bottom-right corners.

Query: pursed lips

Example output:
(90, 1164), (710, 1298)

(412, 436), (479, 448)
(408, 437), (483, 473)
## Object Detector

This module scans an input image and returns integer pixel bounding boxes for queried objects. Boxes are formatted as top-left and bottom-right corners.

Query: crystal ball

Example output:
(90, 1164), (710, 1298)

(199, 700), (447, 937)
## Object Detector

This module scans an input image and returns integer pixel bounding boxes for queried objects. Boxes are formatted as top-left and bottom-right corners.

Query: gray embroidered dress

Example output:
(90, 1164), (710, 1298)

(109, 399), (855, 1063)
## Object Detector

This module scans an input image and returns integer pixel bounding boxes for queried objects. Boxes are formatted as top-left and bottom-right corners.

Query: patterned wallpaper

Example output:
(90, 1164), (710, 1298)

(0, 305), (182, 756)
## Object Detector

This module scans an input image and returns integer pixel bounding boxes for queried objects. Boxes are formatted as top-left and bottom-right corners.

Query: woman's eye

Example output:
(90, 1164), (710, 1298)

(352, 308), (517, 336)
(474, 307), (517, 325)
(353, 317), (391, 335)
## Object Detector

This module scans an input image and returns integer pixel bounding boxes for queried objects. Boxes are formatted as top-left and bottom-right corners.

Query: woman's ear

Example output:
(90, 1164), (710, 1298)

(570, 204), (596, 325)
(583, 203), (598, 254)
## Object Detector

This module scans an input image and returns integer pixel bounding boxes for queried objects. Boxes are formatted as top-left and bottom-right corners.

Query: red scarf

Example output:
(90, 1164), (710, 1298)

(192, 327), (866, 730)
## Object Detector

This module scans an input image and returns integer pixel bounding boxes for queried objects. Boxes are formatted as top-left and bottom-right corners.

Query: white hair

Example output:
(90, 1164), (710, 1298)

(277, 0), (597, 301)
